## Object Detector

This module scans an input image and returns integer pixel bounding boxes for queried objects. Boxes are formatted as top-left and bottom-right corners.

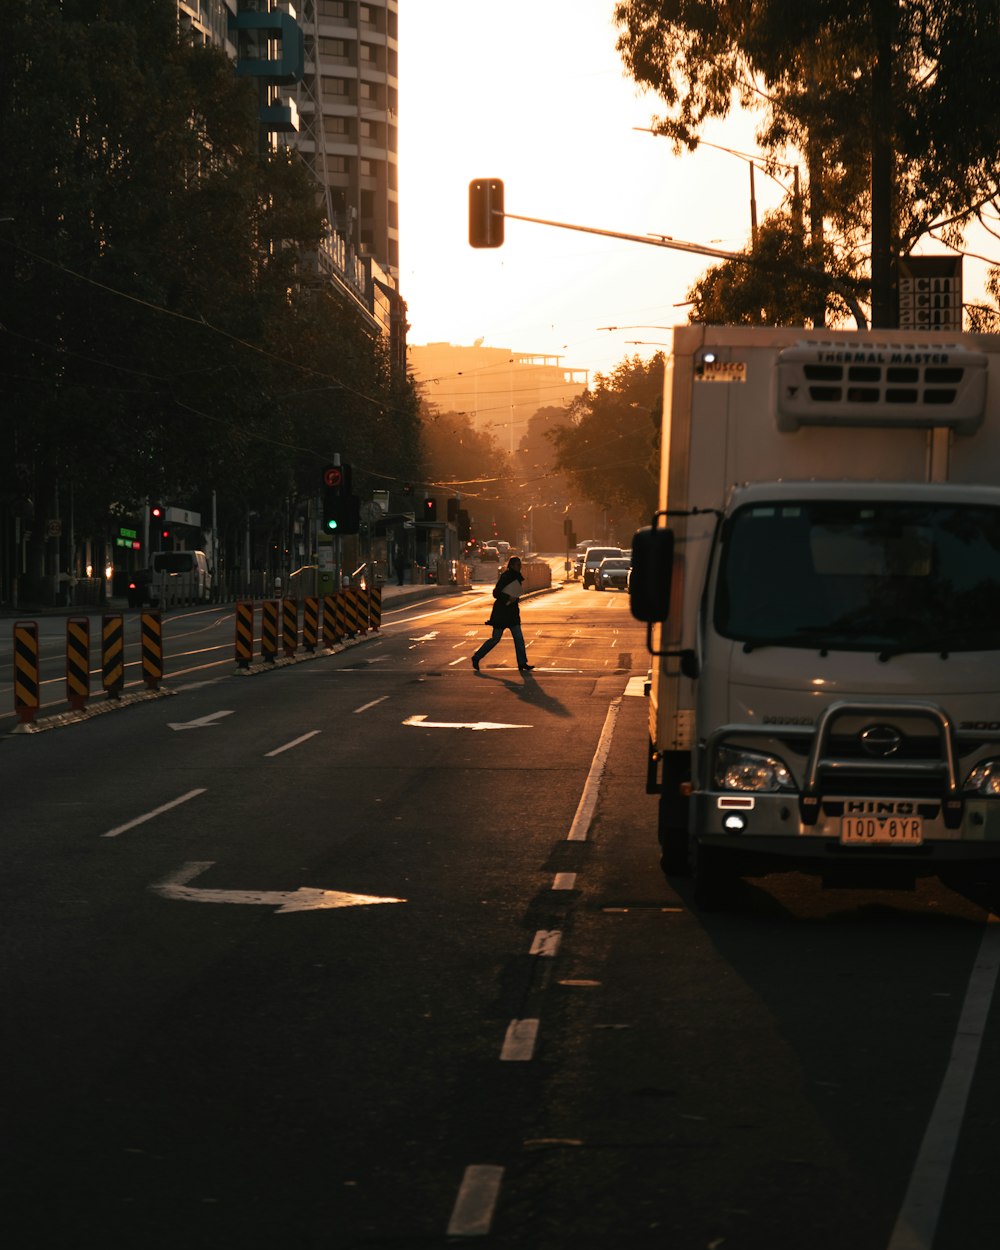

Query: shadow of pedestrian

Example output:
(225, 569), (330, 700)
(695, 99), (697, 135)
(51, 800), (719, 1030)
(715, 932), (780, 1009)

(477, 670), (572, 718)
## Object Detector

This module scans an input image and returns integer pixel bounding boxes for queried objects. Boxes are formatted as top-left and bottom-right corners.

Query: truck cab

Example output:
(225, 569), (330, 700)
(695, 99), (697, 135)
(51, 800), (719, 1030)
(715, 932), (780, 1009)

(630, 325), (1000, 907)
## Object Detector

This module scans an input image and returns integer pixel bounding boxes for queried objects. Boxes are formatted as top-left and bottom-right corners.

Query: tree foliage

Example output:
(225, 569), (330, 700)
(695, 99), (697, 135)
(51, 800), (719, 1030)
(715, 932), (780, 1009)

(547, 355), (663, 532)
(614, 0), (1000, 323)
(0, 0), (421, 587)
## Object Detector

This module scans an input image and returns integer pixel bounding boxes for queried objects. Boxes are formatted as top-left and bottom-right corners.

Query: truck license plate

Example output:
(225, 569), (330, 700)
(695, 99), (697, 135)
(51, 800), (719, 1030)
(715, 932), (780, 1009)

(840, 816), (923, 846)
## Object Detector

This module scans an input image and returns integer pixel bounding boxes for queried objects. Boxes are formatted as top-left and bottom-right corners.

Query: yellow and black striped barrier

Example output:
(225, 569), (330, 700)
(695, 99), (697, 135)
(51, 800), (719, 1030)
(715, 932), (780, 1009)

(282, 597), (298, 658)
(141, 611), (163, 690)
(343, 587), (364, 636)
(66, 617), (90, 710)
(234, 600), (254, 668)
(334, 591), (349, 640)
(303, 596), (319, 653)
(13, 621), (40, 724)
(368, 586), (382, 631)
(261, 599), (279, 663)
(102, 613), (124, 699)
(322, 594), (340, 649)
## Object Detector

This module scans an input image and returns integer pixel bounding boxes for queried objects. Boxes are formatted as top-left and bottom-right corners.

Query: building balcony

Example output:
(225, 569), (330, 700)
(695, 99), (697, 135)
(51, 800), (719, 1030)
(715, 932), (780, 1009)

(261, 94), (299, 133)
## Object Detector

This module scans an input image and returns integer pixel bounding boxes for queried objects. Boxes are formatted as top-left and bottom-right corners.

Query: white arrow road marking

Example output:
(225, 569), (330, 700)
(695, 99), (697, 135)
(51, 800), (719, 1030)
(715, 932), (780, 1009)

(167, 710), (235, 731)
(403, 715), (532, 731)
(409, 631), (439, 642)
(152, 861), (406, 913)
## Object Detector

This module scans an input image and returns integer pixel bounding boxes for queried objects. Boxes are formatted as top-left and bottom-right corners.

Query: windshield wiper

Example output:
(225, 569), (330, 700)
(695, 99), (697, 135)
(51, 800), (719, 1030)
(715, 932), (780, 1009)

(741, 625), (837, 653)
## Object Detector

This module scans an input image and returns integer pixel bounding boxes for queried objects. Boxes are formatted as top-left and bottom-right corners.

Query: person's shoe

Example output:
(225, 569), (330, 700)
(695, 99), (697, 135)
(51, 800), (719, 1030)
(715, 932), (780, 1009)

(519, 664), (535, 671)
(472, 658), (480, 672)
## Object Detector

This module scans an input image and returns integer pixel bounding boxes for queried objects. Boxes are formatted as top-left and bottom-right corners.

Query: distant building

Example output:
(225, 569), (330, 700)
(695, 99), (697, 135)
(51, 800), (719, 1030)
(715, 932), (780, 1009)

(409, 342), (589, 451)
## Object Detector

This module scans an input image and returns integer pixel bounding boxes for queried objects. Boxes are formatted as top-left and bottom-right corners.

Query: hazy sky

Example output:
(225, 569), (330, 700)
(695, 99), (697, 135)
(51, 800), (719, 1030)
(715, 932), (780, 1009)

(396, 1), (788, 380)
(396, 1), (995, 382)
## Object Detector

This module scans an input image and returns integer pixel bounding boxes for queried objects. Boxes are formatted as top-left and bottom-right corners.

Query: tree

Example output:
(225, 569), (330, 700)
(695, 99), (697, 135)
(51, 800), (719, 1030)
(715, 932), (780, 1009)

(686, 210), (858, 325)
(0, 0), (422, 599)
(547, 355), (663, 535)
(614, 1), (1000, 325)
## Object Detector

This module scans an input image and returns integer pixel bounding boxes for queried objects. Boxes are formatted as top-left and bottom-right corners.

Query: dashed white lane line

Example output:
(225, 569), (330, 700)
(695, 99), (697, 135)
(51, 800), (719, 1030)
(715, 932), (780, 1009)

(566, 698), (621, 841)
(552, 872), (577, 890)
(100, 788), (207, 839)
(447, 1164), (504, 1237)
(353, 696), (389, 713)
(530, 930), (562, 957)
(265, 730), (321, 757)
(888, 918), (1000, 1250)
(500, 1018), (540, 1061)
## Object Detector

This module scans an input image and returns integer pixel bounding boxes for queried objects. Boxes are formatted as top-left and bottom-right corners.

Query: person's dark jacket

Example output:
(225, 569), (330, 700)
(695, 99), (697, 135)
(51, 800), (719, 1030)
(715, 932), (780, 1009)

(487, 568), (523, 627)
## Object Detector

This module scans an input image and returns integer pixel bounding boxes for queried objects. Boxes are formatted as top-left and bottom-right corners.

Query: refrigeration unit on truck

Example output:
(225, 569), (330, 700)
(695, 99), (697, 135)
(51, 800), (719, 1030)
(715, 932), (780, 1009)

(629, 324), (1000, 907)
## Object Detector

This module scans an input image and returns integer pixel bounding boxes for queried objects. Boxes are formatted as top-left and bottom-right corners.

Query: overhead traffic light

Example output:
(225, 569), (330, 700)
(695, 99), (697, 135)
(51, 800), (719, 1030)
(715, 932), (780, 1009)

(322, 463), (353, 533)
(150, 503), (164, 552)
(468, 178), (504, 248)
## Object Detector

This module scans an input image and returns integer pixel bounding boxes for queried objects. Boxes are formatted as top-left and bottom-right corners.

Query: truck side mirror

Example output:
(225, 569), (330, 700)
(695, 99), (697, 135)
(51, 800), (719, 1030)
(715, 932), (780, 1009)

(629, 526), (674, 623)
(469, 178), (505, 248)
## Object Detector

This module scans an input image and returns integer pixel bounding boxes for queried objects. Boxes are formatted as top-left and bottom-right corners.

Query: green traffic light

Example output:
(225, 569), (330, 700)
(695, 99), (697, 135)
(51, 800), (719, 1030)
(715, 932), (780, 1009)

(325, 518), (339, 531)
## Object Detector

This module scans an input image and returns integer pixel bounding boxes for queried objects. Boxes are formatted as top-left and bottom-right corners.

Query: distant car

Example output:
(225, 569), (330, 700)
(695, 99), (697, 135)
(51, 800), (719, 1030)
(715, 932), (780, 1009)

(595, 556), (631, 591)
(582, 545), (624, 589)
(479, 544), (500, 562)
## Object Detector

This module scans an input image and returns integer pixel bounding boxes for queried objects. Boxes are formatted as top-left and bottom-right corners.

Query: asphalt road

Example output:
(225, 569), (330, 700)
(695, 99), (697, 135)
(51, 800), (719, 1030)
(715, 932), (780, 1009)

(2, 582), (999, 1249)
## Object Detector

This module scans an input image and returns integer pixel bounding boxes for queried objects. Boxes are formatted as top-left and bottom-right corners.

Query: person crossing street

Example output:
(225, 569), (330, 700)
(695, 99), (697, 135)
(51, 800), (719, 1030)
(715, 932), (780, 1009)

(472, 556), (534, 673)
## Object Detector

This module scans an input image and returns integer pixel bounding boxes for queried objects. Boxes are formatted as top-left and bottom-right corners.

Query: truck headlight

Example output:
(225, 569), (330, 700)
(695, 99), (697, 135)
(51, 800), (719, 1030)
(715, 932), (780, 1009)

(965, 760), (1000, 796)
(715, 746), (795, 793)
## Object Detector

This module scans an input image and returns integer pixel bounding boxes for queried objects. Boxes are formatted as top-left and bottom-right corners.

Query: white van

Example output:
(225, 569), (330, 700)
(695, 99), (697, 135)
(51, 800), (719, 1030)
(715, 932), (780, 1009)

(147, 550), (213, 605)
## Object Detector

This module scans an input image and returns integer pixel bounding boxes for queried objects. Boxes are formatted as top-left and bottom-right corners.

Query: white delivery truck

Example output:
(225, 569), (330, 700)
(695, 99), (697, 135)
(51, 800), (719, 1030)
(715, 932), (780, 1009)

(629, 324), (1000, 907)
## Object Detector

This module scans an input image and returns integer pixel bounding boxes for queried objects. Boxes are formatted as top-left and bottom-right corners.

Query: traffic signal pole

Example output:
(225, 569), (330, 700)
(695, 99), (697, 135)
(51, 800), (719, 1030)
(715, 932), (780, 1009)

(468, 179), (866, 330)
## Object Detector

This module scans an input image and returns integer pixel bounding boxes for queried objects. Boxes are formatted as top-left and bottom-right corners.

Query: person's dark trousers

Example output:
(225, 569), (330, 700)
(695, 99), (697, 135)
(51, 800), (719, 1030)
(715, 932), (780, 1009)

(472, 623), (528, 668)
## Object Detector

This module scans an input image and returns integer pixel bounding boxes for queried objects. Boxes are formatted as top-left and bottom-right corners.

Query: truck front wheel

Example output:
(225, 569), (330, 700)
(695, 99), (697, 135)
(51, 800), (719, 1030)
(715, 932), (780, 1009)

(693, 842), (738, 911)
(658, 803), (689, 875)
(657, 752), (691, 875)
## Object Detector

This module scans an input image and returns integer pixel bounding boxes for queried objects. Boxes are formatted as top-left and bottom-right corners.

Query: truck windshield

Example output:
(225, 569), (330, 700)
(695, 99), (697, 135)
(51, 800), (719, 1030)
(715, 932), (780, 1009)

(715, 501), (1000, 653)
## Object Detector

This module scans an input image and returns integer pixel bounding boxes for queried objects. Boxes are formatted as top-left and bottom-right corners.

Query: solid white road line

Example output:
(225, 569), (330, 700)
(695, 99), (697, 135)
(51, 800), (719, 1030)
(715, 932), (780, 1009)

(100, 788), (207, 839)
(447, 1164), (504, 1237)
(566, 698), (621, 842)
(264, 730), (321, 757)
(887, 918), (1000, 1250)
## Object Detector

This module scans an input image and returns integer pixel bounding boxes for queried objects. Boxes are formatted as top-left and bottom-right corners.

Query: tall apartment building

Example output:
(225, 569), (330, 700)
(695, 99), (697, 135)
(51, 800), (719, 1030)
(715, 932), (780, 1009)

(175, 0), (405, 368)
(290, 1), (399, 279)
